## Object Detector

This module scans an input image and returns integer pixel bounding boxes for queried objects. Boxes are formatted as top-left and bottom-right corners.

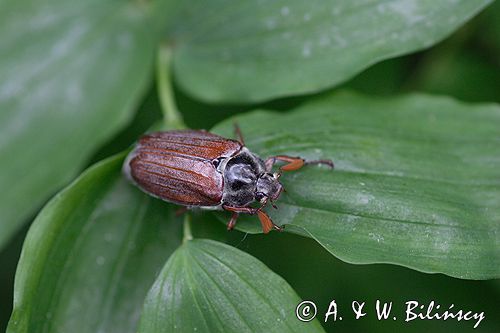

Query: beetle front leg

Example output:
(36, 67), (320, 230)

(227, 212), (239, 231)
(222, 205), (282, 233)
(256, 210), (283, 234)
(265, 155), (334, 172)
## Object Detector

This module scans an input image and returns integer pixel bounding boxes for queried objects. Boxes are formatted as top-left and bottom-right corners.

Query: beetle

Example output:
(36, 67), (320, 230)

(123, 125), (333, 233)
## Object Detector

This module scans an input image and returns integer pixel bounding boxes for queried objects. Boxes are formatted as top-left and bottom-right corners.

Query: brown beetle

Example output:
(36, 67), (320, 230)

(123, 126), (333, 233)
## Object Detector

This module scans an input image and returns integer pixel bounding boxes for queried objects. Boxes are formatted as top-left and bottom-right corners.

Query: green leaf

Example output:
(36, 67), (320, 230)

(7, 154), (182, 333)
(171, 0), (492, 102)
(0, 0), (170, 250)
(211, 91), (500, 279)
(139, 239), (325, 333)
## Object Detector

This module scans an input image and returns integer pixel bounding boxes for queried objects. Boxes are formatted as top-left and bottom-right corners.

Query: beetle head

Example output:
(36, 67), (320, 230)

(255, 172), (283, 203)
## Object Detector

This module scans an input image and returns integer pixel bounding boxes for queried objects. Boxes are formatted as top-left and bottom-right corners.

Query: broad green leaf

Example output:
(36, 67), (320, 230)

(212, 91), (500, 279)
(0, 0), (171, 250)
(171, 0), (492, 102)
(7, 154), (182, 333)
(139, 239), (325, 333)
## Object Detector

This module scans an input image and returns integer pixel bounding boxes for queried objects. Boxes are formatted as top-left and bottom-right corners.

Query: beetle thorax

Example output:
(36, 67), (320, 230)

(220, 148), (281, 207)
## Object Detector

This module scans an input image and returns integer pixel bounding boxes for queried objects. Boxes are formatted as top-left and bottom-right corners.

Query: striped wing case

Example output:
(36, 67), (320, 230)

(125, 130), (242, 206)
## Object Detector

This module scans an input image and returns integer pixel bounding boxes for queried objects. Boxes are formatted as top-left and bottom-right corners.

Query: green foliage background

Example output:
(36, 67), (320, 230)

(1, 1), (499, 332)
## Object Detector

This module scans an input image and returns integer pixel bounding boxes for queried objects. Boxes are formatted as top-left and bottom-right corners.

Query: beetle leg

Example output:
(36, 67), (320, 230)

(265, 155), (304, 171)
(305, 159), (334, 169)
(222, 205), (258, 215)
(227, 212), (239, 231)
(223, 205), (282, 233)
(265, 155), (334, 172)
(233, 122), (245, 145)
(256, 210), (283, 234)
(175, 206), (188, 217)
